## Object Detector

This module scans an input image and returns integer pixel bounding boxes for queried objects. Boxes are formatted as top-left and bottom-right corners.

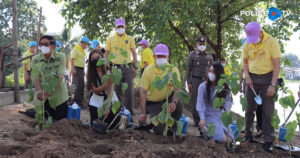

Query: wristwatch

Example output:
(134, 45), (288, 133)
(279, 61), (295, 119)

(271, 83), (276, 87)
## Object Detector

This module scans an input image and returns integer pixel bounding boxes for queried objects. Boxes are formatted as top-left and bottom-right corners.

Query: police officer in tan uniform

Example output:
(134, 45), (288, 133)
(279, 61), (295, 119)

(186, 35), (213, 126)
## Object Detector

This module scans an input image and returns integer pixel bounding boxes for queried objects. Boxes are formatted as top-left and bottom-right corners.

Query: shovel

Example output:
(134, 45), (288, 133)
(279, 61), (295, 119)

(250, 87), (262, 105)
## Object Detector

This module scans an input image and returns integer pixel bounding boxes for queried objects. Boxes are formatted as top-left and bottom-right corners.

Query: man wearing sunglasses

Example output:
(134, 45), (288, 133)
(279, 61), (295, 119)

(31, 35), (69, 121)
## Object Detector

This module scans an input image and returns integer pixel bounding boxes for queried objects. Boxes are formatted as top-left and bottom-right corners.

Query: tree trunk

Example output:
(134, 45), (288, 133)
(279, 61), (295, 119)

(12, 0), (20, 103)
(0, 48), (4, 88)
(216, 0), (222, 60)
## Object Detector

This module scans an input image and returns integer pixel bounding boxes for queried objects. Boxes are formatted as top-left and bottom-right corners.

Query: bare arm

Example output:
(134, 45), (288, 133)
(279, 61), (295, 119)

(70, 59), (76, 74)
(144, 62), (148, 69)
(271, 58), (280, 85)
(105, 50), (110, 59)
(93, 68), (112, 94)
(131, 48), (138, 68)
(140, 88), (148, 115)
(243, 58), (253, 88)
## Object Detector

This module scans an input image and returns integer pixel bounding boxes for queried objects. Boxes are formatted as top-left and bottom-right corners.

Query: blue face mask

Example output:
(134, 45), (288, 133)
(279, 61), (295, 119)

(221, 63), (226, 67)
(56, 47), (60, 52)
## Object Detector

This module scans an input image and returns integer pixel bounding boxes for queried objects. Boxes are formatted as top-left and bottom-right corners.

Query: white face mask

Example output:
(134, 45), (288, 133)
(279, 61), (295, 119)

(117, 28), (125, 35)
(156, 58), (168, 66)
(39, 46), (50, 54)
(197, 45), (206, 51)
(137, 46), (143, 51)
(208, 72), (216, 82)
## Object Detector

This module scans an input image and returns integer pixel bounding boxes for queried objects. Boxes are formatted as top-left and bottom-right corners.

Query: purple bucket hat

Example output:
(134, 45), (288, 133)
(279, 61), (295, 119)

(115, 18), (125, 27)
(138, 39), (149, 46)
(154, 44), (169, 56)
(245, 22), (262, 43)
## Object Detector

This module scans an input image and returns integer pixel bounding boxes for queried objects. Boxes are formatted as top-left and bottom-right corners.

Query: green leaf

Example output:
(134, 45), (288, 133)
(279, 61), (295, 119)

(121, 83), (128, 94)
(176, 120), (183, 135)
(213, 97), (225, 109)
(213, 84), (224, 96)
(240, 95), (248, 112)
(120, 48), (128, 58)
(271, 109), (280, 129)
(101, 75), (109, 84)
(296, 113), (300, 125)
(151, 115), (160, 126)
(171, 72), (182, 89)
(176, 89), (190, 105)
(28, 88), (34, 102)
(110, 69), (122, 85)
(165, 116), (175, 127)
(150, 77), (161, 93)
(111, 101), (121, 114)
(237, 117), (245, 133)
(158, 111), (167, 124)
(163, 126), (168, 136)
(279, 92), (295, 109)
(221, 112), (233, 127)
(108, 52), (116, 61)
(155, 75), (169, 91)
(284, 121), (297, 141)
(96, 58), (107, 67)
(98, 106), (105, 118)
(103, 98), (111, 108)
(48, 97), (57, 110)
(208, 122), (216, 137)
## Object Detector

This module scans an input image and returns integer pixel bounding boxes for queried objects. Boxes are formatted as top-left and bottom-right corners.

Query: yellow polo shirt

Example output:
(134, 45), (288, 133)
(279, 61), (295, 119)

(22, 50), (33, 71)
(243, 31), (281, 74)
(70, 44), (86, 68)
(105, 33), (135, 64)
(141, 47), (154, 68)
(141, 64), (181, 102)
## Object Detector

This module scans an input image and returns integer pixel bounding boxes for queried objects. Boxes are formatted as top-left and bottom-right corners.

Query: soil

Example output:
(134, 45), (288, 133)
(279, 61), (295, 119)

(1, 87), (300, 158)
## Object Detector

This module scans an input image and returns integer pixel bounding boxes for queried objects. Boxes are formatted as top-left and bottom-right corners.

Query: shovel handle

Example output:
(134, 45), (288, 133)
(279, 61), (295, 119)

(283, 99), (300, 126)
(250, 86), (258, 96)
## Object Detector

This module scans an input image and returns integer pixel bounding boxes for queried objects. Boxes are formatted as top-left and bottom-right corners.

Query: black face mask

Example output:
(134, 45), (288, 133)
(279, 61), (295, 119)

(90, 58), (99, 67)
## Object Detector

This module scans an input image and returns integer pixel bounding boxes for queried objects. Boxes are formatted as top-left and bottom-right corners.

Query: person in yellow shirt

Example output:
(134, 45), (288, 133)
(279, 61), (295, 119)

(220, 58), (231, 76)
(138, 39), (154, 75)
(22, 41), (37, 88)
(138, 43), (183, 135)
(242, 22), (280, 153)
(105, 18), (138, 114)
(70, 36), (90, 108)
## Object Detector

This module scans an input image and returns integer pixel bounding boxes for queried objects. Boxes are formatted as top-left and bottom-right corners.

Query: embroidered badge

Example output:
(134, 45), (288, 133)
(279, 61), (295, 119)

(125, 40), (128, 44)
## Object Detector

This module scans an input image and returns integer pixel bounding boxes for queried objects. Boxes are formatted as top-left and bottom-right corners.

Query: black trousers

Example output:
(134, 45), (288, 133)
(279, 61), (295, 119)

(44, 100), (68, 121)
(74, 67), (84, 106)
(88, 105), (120, 129)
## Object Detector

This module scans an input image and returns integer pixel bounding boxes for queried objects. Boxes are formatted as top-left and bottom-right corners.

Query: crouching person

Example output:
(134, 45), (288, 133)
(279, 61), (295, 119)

(86, 49), (120, 130)
(31, 35), (69, 121)
(138, 44), (183, 135)
(196, 62), (234, 143)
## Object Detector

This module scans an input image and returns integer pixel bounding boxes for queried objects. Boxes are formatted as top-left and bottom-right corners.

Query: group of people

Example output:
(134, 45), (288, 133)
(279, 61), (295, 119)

(22, 18), (300, 153)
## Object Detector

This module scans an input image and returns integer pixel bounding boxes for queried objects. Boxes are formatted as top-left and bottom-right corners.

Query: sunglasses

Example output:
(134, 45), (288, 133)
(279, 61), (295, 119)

(39, 42), (50, 47)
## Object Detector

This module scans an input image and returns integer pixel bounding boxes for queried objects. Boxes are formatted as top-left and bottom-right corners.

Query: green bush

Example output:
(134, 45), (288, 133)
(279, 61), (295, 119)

(5, 67), (25, 87)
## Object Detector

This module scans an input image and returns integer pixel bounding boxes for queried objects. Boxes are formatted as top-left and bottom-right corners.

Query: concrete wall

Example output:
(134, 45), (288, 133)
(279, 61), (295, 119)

(0, 89), (35, 106)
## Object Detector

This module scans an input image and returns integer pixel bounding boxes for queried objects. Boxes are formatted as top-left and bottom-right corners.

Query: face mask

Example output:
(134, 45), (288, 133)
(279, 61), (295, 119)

(56, 47), (60, 52)
(208, 72), (216, 82)
(117, 28), (125, 35)
(197, 45), (206, 51)
(137, 46), (143, 51)
(156, 58), (168, 66)
(40, 46), (50, 54)
(90, 58), (100, 67)
(221, 63), (226, 67)
(255, 37), (261, 44)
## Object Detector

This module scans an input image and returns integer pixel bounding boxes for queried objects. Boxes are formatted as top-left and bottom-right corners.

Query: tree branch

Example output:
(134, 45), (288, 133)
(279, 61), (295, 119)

(220, 0), (260, 24)
(168, 19), (194, 51)
(221, 0), (236, 12)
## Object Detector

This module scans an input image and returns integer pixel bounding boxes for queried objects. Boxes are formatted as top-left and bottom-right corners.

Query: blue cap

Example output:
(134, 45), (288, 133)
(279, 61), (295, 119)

(29, 41), (37, 48)
(81, 36), (90, 45)
(91, 40), (100, 49)
(55, 41), (62, 47)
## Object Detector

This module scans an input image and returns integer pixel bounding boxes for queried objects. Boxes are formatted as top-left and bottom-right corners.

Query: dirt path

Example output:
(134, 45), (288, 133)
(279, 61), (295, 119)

(0, 103), (300, 158)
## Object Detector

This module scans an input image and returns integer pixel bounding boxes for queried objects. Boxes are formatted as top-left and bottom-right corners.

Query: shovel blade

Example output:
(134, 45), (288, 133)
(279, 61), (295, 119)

(254, 95), (262, 105)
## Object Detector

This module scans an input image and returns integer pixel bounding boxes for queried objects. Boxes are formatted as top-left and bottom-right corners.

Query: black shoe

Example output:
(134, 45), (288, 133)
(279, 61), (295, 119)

(254, 132), (263, 138)
(242, 136), (254, 143)
(263, 142), (273, 153)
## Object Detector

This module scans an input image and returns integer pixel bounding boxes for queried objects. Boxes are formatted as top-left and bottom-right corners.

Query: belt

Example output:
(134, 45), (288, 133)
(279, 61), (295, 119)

(75, 66), (84, 70)
(192, 76), (206, 80)
(114, 63), (132, 68)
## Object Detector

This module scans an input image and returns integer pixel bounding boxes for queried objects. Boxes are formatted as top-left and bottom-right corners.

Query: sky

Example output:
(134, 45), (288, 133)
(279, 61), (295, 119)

(35, 0), (300, 56)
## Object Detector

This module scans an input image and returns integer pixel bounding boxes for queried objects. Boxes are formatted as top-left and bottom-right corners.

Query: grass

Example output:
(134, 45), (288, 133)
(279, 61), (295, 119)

(5, 67), (25, 87)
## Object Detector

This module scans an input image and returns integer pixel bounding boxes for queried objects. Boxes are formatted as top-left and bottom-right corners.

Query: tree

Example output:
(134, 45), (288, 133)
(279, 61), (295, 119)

(0, 0), (46, 75)
(284, 53), (300, 68)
